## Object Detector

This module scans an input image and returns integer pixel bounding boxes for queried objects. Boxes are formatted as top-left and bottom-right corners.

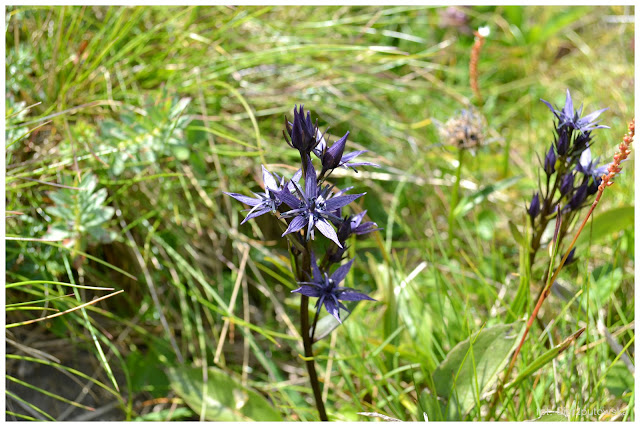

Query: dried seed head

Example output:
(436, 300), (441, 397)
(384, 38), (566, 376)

(439, 108), (487, 151)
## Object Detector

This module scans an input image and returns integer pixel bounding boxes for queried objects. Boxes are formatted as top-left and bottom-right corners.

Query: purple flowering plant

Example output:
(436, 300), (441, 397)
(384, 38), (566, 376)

(527, 89), (611, 268)
(225, 105), (379, 421)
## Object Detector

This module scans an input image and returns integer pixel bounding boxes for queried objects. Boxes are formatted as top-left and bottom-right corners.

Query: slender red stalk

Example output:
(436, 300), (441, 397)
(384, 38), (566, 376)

(470, 29), (487, 103)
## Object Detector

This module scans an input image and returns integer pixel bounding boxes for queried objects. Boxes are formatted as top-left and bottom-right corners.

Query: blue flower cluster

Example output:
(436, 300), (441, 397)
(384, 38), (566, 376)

(225, 105), (379, 322)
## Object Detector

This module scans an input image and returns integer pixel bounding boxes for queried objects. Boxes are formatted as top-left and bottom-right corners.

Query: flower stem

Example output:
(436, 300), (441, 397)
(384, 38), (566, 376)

(296, 247), (328, 421)
(447, 148), (465, 247)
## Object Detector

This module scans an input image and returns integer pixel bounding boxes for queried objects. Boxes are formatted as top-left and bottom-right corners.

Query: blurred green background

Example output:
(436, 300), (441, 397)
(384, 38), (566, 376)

(5, 5), (634, 421)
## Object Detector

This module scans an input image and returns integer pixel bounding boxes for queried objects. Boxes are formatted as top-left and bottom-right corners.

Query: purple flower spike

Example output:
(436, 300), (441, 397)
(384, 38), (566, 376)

(292, 252), (375, 323)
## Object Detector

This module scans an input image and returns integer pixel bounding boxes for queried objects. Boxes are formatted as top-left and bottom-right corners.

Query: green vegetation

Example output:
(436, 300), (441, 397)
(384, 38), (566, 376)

(6, 5), (634, 421)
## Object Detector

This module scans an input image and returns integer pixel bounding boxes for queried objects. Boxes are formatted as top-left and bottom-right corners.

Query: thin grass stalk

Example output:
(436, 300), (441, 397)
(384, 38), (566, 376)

(447, 148), (464, 247)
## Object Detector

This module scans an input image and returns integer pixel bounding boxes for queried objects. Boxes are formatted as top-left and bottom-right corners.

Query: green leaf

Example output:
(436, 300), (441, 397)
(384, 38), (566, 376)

(167, 366), (282, 421)
(530, 412), (569, 421)
(432, 321), (525, 420)
(604, 362), (634, 397)
(576, 205), (634, 247)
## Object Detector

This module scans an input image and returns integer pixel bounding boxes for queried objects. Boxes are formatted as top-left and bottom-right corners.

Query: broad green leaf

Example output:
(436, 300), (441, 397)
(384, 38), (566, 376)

(432, 321), (525, 420)
(604, 362), (634, 397)
(531, 412), (568, 421)
(576, 205), (634, 247)
(167, 366), (282, 421)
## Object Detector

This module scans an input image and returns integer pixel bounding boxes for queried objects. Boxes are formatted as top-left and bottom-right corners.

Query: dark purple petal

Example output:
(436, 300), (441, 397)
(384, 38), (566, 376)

(579, 108), (608, 129)
(337, 301), (350, 313)
(354, 221), (380, 235)
(528, 193), (540, 221)
(292, 285), (323, 298)
(323, 132), (349, 170)
(345, 160), (381, 169)
(287, 168), (303, 192)
(336, 186), (354, 197)
(593, 163), (609, 177)
(242, 207), (272, 224)
(314, 218), (341, 247)
(562, 89), (573, 119)
(282, 215), (308, 236)
(322, 297), (342, 323)
(336, 288), (376, 302)
(324, 192), (365, 212)
(541, 98), (559, 118)
(340, 150), (367, 163)
(224, 192), (261, 207)
(261, 165), (279, 191)
(350, 210), (366, 228)
(307, 215), (316, 240)
(330, 258), (354, 285)
(275, 187), (301, 210)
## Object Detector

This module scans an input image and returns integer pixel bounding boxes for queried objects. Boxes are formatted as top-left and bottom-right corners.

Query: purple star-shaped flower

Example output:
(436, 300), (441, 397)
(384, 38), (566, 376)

(541, 89), (609, 134)
(343, 210), (380, 237)
(575, 147), (609, 180)
(224, 165), (287, 224)
(276, 159), (364, 247)
(292, 252), (375, 323)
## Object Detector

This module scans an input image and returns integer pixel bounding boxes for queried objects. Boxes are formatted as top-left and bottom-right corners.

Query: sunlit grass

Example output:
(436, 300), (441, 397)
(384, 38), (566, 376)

(5, 5), (634, 421)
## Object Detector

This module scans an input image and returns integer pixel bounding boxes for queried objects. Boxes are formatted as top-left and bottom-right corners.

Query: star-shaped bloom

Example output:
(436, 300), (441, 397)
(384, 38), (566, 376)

(342, 210), (380, 237)
(541, 89), (609, 134)
(327, 210), (381, 264)
(575, 147), (609, 180)
(275, 159), (364, 247)
(224, 165), (286, 224)
(292, 252), (375, 323)
(313, 131), (380, 176)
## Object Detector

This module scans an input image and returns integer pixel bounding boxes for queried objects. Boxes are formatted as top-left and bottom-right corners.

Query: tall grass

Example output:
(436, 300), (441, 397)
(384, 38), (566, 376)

(5, 5), (634, 421)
